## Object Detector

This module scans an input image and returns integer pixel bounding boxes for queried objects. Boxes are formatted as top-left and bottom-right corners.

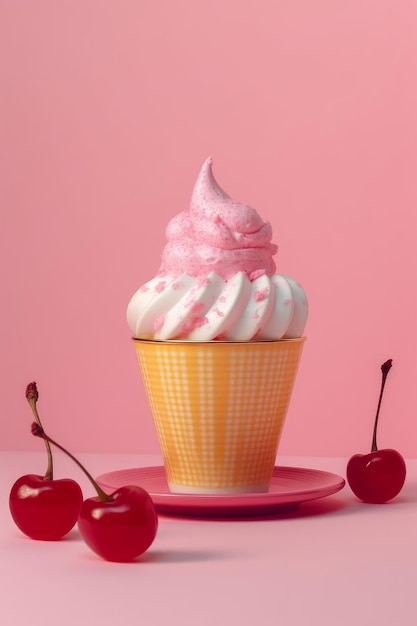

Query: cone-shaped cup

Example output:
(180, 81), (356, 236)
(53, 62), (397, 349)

(133, 338), (305, 494)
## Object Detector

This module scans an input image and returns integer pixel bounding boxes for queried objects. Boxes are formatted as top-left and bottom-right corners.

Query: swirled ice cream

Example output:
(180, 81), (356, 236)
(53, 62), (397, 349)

(127, 157), (308, 341)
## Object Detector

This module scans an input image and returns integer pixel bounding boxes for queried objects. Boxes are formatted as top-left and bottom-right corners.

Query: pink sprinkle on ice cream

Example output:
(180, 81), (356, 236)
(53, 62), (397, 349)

(254, 287), (269, 302)
(190, 301), (205, 314)
(154, 315), (165, 331)
(155, 281), (167, 293)
(181, 315), (208, 335)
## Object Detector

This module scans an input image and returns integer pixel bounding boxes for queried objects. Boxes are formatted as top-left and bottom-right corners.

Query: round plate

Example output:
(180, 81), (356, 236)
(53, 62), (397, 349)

(96, 466), (345, 517)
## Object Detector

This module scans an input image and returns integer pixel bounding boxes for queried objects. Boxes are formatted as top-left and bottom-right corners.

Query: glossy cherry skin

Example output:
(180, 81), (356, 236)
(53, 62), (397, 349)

(347, 449), (406, 504)
(77, 485), (158, 562)
(9, 474), (83, 540)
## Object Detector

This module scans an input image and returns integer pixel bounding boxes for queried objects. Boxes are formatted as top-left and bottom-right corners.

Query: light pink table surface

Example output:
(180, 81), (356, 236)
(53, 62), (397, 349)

(1, 452), (416, 626)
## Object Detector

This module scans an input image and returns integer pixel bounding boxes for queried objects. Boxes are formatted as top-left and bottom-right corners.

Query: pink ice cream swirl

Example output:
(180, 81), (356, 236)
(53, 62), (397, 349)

(159, 157), (277, 281)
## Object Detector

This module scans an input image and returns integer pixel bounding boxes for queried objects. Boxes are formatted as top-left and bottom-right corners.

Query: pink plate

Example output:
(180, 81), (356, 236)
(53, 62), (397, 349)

(96, 466), (345, 517)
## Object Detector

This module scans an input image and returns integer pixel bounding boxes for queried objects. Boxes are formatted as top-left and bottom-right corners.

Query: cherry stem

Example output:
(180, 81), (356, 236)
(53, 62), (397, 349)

(26, 382), (53, 481)
(31, 423), (113, 502)
(371, 359), (393, 452)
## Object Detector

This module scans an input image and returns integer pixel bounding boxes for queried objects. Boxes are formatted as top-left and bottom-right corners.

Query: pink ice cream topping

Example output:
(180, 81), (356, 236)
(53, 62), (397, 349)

(160, 157), (277, 281)
(154, 281), (167, 293)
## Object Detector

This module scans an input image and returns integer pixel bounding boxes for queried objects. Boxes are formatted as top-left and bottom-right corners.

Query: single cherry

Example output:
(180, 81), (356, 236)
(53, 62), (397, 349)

(31, 423), (158, 562)
(346, 359), (406, 504)
(9, 382), (83, 540)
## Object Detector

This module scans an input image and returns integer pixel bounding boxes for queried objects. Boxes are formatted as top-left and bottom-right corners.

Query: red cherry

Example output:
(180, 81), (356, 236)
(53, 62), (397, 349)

(31, 422), (158, 562)
(9, 474), (83, 540)
(9, 382), (83, 540)
(78, 486), (158, 562)
(347, 360), (406, 504)
(347, 450), (406, 504)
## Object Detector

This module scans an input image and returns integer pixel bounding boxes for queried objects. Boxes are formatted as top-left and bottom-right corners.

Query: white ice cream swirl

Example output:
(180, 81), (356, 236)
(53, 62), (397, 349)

(127, 272), (308, 341)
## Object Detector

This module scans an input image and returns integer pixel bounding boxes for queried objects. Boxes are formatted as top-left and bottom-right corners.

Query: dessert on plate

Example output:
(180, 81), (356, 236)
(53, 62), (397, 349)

(127, 158), (308, 494)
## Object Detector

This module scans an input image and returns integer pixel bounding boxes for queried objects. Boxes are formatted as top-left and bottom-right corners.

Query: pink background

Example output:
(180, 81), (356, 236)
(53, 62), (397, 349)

(1, 1), (416, 457)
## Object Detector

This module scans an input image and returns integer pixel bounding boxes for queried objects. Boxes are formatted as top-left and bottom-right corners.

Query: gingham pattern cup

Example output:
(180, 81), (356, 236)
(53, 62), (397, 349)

(133, 338), (305, 494)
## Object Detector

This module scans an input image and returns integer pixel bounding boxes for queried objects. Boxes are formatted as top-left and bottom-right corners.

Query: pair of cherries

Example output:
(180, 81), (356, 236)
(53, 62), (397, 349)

(9, 383), (158, 562)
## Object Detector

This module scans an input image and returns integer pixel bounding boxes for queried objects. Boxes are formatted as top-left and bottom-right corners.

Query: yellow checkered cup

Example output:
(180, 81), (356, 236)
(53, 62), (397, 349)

(133, 338), (305, 494)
